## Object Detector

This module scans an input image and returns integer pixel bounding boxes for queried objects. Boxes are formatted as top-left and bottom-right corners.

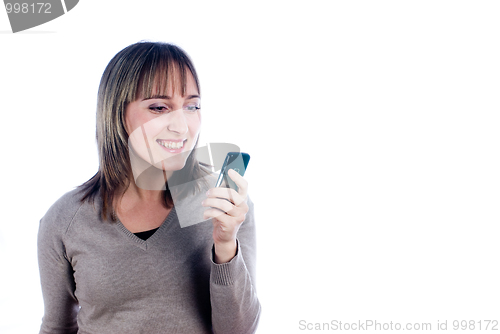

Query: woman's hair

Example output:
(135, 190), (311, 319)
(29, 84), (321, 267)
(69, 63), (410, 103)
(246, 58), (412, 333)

(78, 41), (210, 221)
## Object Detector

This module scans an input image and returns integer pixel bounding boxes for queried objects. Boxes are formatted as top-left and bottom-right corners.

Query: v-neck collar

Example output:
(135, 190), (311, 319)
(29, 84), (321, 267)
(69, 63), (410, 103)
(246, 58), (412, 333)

(114, 207), (177, 250)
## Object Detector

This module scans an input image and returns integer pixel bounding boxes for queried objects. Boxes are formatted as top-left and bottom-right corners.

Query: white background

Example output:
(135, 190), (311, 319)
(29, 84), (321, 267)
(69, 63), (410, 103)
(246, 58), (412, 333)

(1, 1), (499, 333)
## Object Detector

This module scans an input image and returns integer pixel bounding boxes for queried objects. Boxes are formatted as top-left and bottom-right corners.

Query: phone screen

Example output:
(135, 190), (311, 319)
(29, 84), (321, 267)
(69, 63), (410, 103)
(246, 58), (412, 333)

(215, 152), (250, 191)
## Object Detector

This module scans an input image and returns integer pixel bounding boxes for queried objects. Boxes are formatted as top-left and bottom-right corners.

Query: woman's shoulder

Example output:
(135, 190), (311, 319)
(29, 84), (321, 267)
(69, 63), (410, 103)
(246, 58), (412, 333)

(40, 188), (91, 234)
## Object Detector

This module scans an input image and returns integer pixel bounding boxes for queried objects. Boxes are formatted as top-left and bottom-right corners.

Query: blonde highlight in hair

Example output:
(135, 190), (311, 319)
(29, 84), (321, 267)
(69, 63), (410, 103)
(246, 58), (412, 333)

(78, 41), (209, 221)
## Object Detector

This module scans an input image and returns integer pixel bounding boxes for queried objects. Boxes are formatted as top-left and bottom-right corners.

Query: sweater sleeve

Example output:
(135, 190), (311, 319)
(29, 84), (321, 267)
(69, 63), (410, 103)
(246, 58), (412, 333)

(209, 196), (261, 334)
(37, 196), (80, 334)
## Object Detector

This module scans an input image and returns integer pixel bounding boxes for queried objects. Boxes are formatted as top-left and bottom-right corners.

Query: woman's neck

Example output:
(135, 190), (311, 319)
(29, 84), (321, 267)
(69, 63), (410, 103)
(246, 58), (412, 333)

(114, 182), (171, 233)
(125, 181), (164, 203)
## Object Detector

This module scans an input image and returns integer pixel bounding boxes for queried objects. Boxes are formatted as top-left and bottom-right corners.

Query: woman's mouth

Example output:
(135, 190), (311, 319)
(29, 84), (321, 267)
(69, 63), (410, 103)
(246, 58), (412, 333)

(156, 139), (187, 152)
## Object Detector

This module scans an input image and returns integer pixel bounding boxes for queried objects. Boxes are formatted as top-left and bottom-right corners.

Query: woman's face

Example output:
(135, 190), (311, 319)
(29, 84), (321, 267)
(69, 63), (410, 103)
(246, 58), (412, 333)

(125, 70), (201, 175)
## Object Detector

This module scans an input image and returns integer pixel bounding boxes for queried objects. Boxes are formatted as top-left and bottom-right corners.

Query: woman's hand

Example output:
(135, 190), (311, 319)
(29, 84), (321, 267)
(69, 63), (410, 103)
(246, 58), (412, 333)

(202, 169), (249, 263)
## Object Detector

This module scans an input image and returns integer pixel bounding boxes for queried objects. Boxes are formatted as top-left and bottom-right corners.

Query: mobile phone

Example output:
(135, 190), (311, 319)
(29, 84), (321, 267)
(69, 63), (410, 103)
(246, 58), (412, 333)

(214, 152), (250, 191)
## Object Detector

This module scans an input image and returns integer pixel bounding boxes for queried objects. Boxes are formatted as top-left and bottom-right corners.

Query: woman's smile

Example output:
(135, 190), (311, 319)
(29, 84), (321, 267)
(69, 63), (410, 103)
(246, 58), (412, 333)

(156, 138), (187, 152)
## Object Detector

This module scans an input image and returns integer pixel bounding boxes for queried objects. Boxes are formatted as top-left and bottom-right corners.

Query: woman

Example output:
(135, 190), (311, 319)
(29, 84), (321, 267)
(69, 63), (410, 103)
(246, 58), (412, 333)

(37, 41), (261, 334)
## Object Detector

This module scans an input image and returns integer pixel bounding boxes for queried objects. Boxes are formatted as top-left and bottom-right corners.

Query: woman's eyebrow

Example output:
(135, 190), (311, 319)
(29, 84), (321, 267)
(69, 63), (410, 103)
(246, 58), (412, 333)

(142, 95), (170, 101)
(142, 94), (200, 101)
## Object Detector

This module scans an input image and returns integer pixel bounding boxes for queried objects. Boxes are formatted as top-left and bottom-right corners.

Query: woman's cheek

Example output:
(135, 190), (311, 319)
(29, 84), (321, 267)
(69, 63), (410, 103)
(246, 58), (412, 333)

(128, 127), (153, 163)
(144, 114), (170, 136)
(188, 116), (201, 140)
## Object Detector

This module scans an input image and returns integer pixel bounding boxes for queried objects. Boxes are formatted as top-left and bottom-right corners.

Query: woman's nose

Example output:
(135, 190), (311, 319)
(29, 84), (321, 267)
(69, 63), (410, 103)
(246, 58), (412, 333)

(167, 109), (188, 134)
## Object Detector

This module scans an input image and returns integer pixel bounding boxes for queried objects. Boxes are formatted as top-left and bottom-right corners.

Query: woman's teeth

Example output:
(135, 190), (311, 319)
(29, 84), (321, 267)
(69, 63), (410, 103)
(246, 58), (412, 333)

(158, 140), (184, 149)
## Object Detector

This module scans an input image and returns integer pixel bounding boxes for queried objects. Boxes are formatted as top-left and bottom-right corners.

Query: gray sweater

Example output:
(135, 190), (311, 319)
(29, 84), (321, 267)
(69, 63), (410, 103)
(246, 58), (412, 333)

(37, 185), (261, 334)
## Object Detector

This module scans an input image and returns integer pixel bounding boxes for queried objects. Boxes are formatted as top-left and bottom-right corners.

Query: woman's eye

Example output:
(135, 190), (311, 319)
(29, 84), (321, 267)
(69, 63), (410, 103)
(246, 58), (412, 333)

(149, 105), (168, 113)
(184, 105), (201, 112)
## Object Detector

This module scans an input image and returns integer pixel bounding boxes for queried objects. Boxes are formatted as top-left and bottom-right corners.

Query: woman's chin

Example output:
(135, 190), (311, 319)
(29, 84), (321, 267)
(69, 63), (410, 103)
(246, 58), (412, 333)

(152, 160), (187, 173)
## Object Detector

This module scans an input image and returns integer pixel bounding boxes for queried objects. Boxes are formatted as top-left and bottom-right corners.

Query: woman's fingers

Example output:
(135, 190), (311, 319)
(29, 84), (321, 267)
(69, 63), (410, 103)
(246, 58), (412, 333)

(202, 197), (234, 214)
(227, 169), (248, 197)
(205, 208), (241, 224)
(205, 187), (245, 207)
(203, 200), (248, 223)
